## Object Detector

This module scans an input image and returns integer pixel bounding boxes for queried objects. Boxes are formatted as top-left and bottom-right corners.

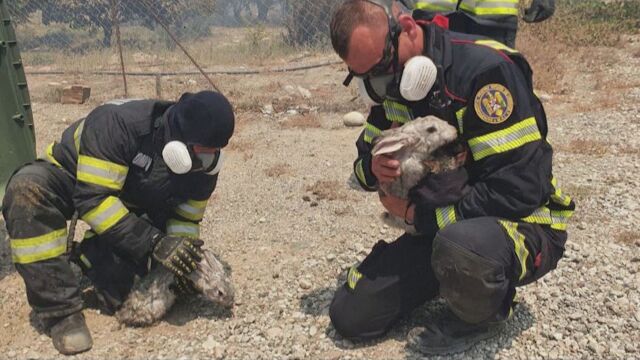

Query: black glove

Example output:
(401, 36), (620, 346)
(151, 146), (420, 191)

(152, 235), (204, 277)
(408, 167), (470, 208)
(523, 0), (555, 23)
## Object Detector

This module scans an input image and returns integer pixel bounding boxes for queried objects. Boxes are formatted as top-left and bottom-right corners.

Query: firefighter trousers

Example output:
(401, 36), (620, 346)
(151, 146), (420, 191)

(2, 161), (145, 318)
(329, 217), (567, 340)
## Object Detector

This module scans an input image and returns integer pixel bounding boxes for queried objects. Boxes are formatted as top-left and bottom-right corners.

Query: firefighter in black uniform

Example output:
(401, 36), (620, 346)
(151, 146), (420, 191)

(328, 0), (574, 354)
(406, 0), (556, 48)
(2, 91), (235, 355)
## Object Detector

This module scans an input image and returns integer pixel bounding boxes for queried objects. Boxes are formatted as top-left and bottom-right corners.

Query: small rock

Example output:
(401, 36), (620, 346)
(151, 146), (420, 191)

(309, 326), (318, 336)
(310, 202), (318, 207)
(302, 195), (311, 202)
(326, 254), (336, 261)
(259, 217), (266, 223)
(299, 279), (312, 290)
(552, 332), (563, 341)
(202, 336), (219, 350)
(261, 104), (274, 115)
(7, 351), (16, 358)
(343, 111), (366, 127)
(297, 86), (312, 99)
(266, 327), (283, 339)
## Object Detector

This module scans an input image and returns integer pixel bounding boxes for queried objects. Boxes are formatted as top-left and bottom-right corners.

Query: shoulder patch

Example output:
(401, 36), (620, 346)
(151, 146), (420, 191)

(474, 83), (513, 125)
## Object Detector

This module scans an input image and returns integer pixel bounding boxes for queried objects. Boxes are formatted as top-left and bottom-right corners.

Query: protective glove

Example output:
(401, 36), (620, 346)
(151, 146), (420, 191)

(523, 0), (555, 23)
(152, 235), (204, 278)
(171, 276), (198, 295)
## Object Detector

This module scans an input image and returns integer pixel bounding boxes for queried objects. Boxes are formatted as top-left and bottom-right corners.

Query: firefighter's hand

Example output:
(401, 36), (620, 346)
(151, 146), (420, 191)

(523, 0), (555, 23)
(379, 192), (415, 223)
(152, 235), (204, 277)
(372, 154), (401, 184)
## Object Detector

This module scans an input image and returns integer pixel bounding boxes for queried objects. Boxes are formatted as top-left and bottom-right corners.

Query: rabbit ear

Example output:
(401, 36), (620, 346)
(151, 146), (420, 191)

(371, 134), (416, 156)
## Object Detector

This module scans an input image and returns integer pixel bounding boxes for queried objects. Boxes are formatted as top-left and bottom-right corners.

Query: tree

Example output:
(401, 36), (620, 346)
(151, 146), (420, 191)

(8, 0), (218, 48)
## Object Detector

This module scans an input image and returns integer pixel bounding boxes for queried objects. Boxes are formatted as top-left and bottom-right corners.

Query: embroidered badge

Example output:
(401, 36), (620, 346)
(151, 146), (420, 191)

(474, 83), (513, 125)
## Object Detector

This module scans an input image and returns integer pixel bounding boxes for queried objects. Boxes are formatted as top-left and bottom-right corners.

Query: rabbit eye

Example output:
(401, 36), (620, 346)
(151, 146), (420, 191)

(427, 126), (437, 133)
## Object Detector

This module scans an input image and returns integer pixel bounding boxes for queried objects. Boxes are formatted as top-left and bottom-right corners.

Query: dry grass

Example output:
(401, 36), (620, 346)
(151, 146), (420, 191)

(305, 180), (346, 201)
(554, 139), (610, 157)
(264, 163), (292, 178)
(517, 28), (566, 94)
(615, 230), (640, 246)
(280, 113), (321, 129)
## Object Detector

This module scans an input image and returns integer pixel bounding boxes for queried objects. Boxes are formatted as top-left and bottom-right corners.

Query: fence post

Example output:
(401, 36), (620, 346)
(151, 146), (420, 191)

(111, 0), (128, 97)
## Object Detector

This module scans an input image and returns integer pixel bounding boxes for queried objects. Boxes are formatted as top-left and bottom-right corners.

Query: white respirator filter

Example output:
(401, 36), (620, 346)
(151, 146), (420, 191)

(205, 150), (225, 176)
(162, 141), (192, 174)
(356, 77), (382, 105)
(399, 56), (438, 102)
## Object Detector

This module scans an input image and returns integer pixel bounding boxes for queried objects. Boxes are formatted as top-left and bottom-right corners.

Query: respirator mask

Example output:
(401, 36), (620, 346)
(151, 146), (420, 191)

(162, 141), (225, 175)
(342, 0), (438, 105)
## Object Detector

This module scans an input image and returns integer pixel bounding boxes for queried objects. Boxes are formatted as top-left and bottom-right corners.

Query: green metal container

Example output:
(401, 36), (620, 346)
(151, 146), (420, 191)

(0, 0), (36, 204)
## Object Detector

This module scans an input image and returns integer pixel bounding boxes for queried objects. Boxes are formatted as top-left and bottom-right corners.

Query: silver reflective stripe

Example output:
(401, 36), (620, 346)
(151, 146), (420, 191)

(11, 228), (68, 264)
(77, 163), (126, 185)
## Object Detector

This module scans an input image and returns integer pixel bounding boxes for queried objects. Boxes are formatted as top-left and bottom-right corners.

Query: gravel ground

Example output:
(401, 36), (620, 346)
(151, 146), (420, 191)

(1, 37), (639, 359)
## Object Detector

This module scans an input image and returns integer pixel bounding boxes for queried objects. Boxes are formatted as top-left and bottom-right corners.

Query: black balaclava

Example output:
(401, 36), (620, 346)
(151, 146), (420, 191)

(165, 91), (235, 148)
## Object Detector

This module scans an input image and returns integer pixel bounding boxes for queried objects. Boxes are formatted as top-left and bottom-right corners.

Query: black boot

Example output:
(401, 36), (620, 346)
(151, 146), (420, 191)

(45, 312), (93, 355)
(407, 309), (506, 355)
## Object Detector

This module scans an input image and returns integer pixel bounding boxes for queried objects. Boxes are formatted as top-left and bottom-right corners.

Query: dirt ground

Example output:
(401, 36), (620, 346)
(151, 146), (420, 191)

(1, 32), (639, 359)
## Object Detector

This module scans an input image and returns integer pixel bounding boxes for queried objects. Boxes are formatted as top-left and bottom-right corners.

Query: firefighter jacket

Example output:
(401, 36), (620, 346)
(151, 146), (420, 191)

(411, 0), (519, 30)
(352, 23), (575, 235)
(44, 100), (217, 263)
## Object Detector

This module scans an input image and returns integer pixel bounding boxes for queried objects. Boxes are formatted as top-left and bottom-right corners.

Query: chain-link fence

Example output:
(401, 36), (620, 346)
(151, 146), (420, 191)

(7, 0), (341, 80)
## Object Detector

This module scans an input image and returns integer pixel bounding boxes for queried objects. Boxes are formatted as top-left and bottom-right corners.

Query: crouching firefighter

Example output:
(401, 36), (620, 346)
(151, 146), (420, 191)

(2, 91), (235, 355)
(328, 0), (574, 355)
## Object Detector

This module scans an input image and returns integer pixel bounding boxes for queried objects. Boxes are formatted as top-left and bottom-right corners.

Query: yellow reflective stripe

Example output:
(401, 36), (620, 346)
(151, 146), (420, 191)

(82, 196), (129, 234)
(435, 205), (457, 229)
(475, 39), (518, 53)
(521, 206), (553, 225)
(43, 142), (63, 168)
(77, 155), (128, 190)
(468, 117), (542, 161)
(550, 177), (572, 207)
(550, 210), (573, 231)
(455, 107), (466, 134)
(364, 123), (383, 144)
(498, 220), (529, 281)
(347, 266), (363, 290)
(82, 230), (96, 240)
(166, 219), (200, 238)
(74, 120), (85, 154)
(355, 159), (368, 186)
(459, 2), (519, 16)
(383, 100), (413, 124)
(10, 228), (67, 264)
(415, 1), (457, 11)
(175, 199), (208, 221)
(79, 254), (92, 269)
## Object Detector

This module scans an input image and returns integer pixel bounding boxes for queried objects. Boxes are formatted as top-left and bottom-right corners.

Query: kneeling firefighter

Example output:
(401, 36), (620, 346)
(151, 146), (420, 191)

(328, 0), (574, 355)
(2, 91), (234, 355)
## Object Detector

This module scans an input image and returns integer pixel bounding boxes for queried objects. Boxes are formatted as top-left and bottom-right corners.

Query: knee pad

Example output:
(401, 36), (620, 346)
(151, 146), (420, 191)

(329, 271), (402, 340)
(432, 234), (509, 324)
